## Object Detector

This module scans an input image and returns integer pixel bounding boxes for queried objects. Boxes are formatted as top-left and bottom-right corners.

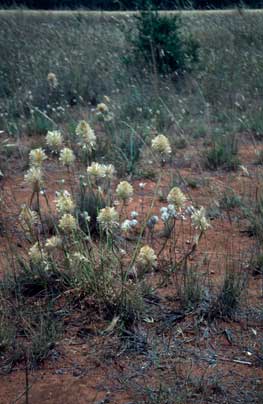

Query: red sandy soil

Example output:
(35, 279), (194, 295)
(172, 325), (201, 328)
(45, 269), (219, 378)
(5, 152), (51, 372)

(0, 134), (262, 403)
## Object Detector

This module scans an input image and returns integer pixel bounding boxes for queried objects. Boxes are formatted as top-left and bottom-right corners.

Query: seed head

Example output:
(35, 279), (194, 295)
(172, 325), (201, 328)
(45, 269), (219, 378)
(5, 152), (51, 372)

(58, 213), (77, 232)
(45, 236), (62, 250)
(167, 187), (186, 210)
(55, 190), (75, 214)
(191, 207), (210, 232)
(24, 166), (44, 192)
(87, 162), (106, 179)
(116, 181), (133, 202)
(47, 72), (58, 89)
(97, 103), (109, 113)
(97, 207), (119, 231)
(151, 134), (171, 156)
(29, 148), (47, 167)
(46, 130), (63, 151)
(29, 242), (46, 264)
(76, 120), (96, 151)
(137, 245), (157, 268)
(59, 147), (75, 166)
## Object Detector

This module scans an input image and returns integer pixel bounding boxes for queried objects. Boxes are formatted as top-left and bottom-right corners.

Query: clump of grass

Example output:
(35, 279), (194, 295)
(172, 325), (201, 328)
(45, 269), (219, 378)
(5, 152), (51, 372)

(255, 149), (263, 165)
(0, 312), (15, 355)
(243, 187), (263, 241)
(204, 134), (240, 171)
(250, 252), (263, 275)
(27, 311), (61, 367)
(76, 186), (106, 236)
(180, 263), (205, 311)
(220, 188), (243, 210)
(0, 291), (62, 371)
(208, 262), (246, 320)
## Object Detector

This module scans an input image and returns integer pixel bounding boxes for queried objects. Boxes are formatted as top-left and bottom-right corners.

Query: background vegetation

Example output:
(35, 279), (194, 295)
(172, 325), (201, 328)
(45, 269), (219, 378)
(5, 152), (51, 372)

(0, 8), (262, 174)
(0, 0), (263, 10)
(0, 5), (262, 403)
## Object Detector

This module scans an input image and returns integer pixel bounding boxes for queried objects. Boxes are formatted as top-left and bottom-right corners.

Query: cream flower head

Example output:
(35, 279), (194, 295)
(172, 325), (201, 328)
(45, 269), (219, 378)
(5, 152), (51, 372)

(29, 242), (46, 264)
(103, 95), (110, 103)
(29, 148), (47, 167)
(151, 134), (171, 156)
(167, 187), (186, 210)
(55, 190), (75, 215)
(191, 207), (210, 232)
(137, 245), (157, 268)
(45, 236), (62, 250)
(24, 166), (44, 192)
(46, 130), (63, 151)
(58, 213), (77, 232)
(103, 164), (115, 179)
(97, 103), (109, 113)
(76, 120), (96, 151)
(87, 162), (106, 179)
(47, 72), (58, 89)
(116, 181), (133, 202)
(97, 207), (119, 231)
(59, 147), (75, 166)
(19, 205), (38, 230)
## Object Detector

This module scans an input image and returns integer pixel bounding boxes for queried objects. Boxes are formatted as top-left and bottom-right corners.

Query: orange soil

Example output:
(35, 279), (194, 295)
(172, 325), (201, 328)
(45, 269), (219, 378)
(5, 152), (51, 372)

(0, 135), (262, 403)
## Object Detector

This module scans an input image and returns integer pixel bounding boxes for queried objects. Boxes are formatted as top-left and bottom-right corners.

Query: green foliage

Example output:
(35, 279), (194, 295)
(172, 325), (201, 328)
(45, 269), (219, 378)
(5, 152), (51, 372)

(204, 134), (240, 171)
(220, 188), (242, 210)
(243, 188), (263, 241)
(4, 259), (70, 298)
(0, 314), (15, 354)
(27, 109), (54, 136)
(27, 312), (60, 367)
(0, 293), (62, 371)
(76, 185), (106, 235)
(251, 252), (263, 275)
(255, 149), (263, 165)
(209, 262), (245, 320)
(181, 264), (204, 310)
(131, 6), (199, 75)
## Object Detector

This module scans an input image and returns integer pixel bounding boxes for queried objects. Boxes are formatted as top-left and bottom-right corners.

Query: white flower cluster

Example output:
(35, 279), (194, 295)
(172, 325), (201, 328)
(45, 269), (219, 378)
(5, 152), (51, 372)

(46, 130), (63, 152)
(97, 207), (119, 232)
(121, 219), (138, 232)
(29, 242), (47, 264)
(121, 211), (139, 232)
(116, 181), (133, 202)
(76, 120), (96, 152)
(160, 204), (177, 222)
(55, 190), (75, 214)
(191, 206), (210, 232)
(96, 100), (114, 122)
(87, 162), (115, 180)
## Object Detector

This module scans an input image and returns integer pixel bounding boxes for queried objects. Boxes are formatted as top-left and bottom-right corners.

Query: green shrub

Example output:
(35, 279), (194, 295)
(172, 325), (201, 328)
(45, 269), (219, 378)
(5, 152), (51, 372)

(131, 5), (199, 75)
(204, 134), (240, 171)
(220, 188), (242, 210)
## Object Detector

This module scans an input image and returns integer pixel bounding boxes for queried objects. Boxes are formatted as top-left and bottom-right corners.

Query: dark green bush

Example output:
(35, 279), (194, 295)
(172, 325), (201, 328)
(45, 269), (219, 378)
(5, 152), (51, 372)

(131, 7), (199, 75)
